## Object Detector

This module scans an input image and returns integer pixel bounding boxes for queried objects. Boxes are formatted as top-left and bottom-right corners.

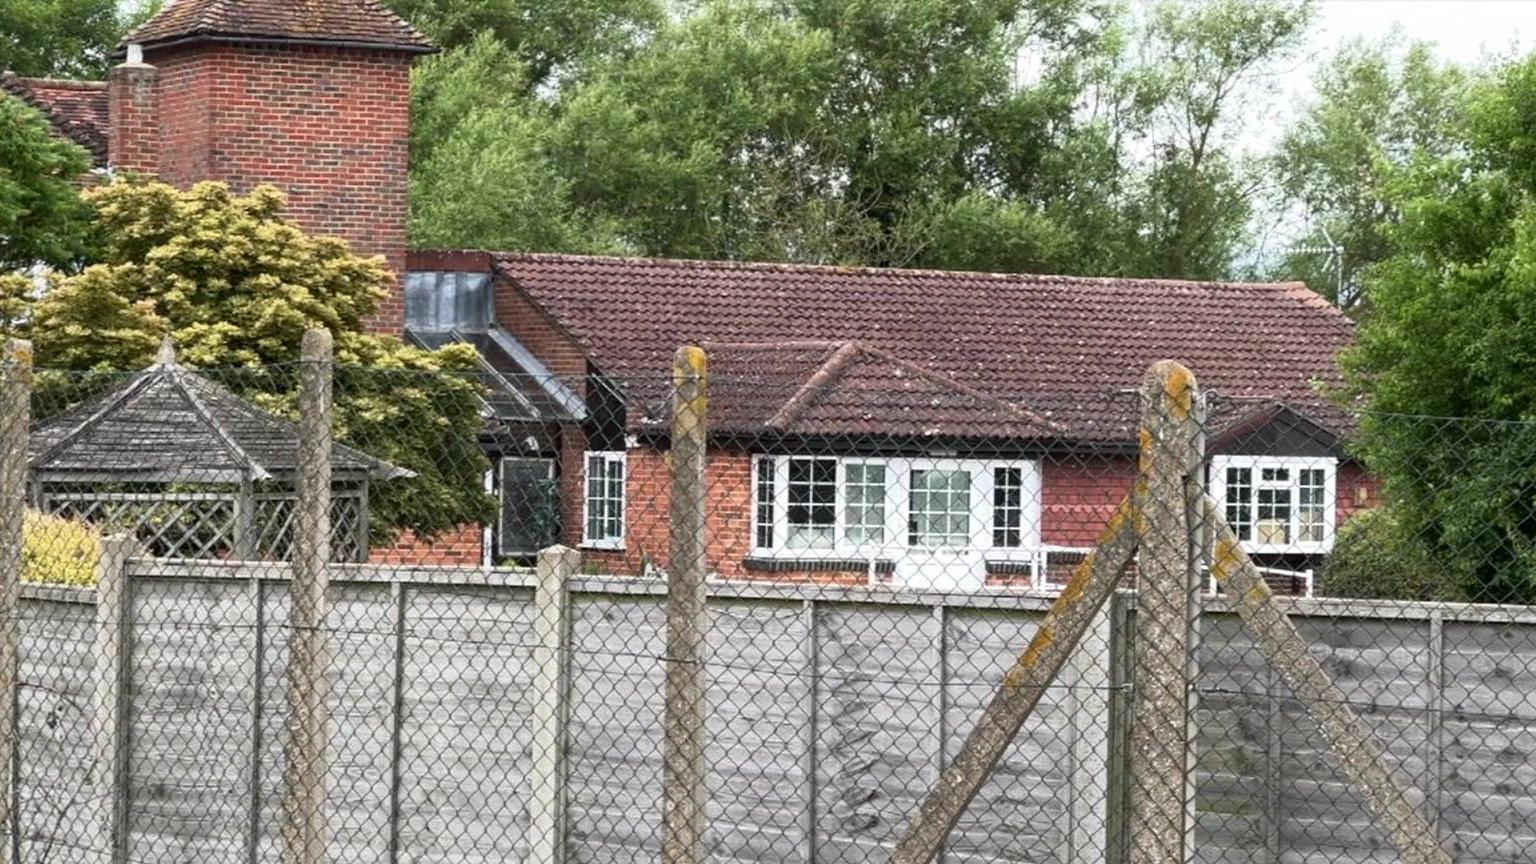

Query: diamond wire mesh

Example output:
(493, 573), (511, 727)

(0, 353), (1531, 864)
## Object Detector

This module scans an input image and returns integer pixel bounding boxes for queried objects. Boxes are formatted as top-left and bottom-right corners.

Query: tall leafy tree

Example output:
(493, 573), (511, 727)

(0, 0), (156, 78)
(0, 94), (93, 272)
(386, 0), (662, 91)
(1116, 0), (1314, 280)
(406, 0), (1316, 279)
(1344, 54), (1536, 603)
(22, 180), (496, 540)
(1275, 39), (1472, 308)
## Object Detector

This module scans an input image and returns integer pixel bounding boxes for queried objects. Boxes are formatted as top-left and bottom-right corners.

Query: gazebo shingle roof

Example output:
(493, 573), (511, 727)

(30, 344), (410, 482)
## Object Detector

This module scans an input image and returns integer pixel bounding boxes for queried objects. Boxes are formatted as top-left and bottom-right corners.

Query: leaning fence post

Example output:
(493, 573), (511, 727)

(88, 535), (136, 864)
(1127, 360), (1203, 864)
(529, 544), (579, 864)
(280, 329), (334, 864)
(662, 345), (710, 864)
(0, 339), (28, 864)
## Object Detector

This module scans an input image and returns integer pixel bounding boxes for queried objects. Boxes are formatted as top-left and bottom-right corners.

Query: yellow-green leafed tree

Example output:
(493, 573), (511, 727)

(23, 511), (100, 586)
(19, 179), (496, 541)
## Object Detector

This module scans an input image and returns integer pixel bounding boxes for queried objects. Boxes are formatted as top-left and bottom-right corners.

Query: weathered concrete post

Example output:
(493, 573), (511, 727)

(0, 339), (28, 864)
(88, 535), (137, 864)
(889, 497), (1141, 864)
(1127, 360), (1203, 864)
(529, 544), (580, 864)
(281, 329), (334, 864)
(662, 345), (710, 864)
(1203, 497), (1451, 864)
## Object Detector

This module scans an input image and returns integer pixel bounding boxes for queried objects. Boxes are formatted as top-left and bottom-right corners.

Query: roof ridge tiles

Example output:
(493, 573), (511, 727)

(489, 250), (1307, 292)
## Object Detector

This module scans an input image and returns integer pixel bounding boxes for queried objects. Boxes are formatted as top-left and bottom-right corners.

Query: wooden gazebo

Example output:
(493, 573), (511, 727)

(26, 340), (411, 561)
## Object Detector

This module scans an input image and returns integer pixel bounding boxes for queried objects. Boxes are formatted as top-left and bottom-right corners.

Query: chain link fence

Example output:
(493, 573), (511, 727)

(0, 337), (1532, 864)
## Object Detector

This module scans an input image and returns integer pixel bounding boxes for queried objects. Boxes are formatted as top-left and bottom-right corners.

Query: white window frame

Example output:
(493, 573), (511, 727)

(582, 450), (627, 549)
(750, 455), (1042, 558)
(1208, 455), (1337, 554)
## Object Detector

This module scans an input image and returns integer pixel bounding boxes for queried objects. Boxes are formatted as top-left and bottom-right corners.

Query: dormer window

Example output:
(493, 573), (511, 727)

(1210, 456), (1337, 553)
(405, 271), (493, 332)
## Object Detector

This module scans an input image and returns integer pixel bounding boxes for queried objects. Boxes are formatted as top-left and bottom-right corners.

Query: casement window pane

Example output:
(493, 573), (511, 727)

(1298, 468), (1327, 543)
(909, 468), (971, 547)
(585, 454), (624, 543)
(844, 463), (887, 545)
(992, 466), (1023, 548)
(1224, 467), (1253, 541)
(755, 458), (776, 549)
(1257, 487), (1292, 544)
(787, 457), (836, 549)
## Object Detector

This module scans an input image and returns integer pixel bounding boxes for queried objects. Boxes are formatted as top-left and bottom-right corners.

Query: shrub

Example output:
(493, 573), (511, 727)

(1322, 506), (1462, 602)
(23, 510), (101, 586)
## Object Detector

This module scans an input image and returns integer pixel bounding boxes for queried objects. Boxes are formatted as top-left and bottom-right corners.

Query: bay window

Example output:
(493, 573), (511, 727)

(1209, 456), (1336, 552)
(751, 455), (1040, 557)
(583, 451), (626, 548)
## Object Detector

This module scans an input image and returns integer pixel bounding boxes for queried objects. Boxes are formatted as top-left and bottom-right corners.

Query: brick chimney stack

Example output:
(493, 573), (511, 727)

(110, 0), (436, 332)
(106, 44), (158, 175)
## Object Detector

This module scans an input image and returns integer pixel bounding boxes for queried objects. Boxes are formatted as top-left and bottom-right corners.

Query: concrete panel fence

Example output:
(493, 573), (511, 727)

(10, 555), (1536, 864)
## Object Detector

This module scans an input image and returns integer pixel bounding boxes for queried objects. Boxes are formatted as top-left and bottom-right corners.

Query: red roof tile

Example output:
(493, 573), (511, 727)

(123, 0), (434, 53)
(1, 73), (108, 165)
(687, 341), (1063, 440)
(489, 252), (1357, 445)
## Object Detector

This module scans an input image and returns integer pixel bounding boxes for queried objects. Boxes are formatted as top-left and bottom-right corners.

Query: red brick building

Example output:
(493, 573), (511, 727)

(7, 0), (1370, 592)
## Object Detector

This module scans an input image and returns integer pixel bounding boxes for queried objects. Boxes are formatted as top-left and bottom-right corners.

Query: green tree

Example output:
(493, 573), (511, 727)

(386, 0), (661, 91)
(408, 32), (619, 252)
(0, 94), (93, 272)
(1115, 0), (1314, 280)
(407, 0), (1315, 279)
(1274, 39), (1472, 308)
(25, 180), (496, 540)
(0, 0), (157, 79)
(1344, 54), (1536, 603)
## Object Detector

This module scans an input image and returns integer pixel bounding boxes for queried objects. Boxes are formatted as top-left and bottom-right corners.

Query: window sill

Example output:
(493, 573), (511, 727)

(743, 557), (895, 574)
(581, 541), (626, 552)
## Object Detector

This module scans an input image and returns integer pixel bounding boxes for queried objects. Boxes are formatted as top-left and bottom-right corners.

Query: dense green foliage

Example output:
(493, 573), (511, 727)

(19, 180), (496, 541)
(407, 0), (1315, 278)
(1274, 40), (1472, 308)
(1322, 507), (1461, 602)
(0, 0), (156, 78)
(1342, 55), (1536, 603)
(0, 95), (93, 271)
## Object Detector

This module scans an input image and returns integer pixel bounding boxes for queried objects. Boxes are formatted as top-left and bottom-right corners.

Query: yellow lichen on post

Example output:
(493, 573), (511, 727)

(1128, 358), (1204, 864)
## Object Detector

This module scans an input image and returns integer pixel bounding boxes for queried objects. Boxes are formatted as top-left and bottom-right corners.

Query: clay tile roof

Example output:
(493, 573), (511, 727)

(123, 0), (435, 54)
(1, 73), (108, 165)
(489, 252), (1358, 446)
(697, 341), (1064, 441)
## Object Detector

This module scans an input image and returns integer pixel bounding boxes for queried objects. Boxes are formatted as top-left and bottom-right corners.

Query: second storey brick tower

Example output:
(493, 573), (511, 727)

(107, 0), (435, 331)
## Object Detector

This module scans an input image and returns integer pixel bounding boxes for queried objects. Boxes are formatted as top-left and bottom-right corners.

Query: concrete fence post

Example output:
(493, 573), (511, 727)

(281, 329), (334, 864)
(88, 536), (137, 864)
(529, 545), (579, 864)
(661, 345), (710, 864)
(1127, 360), (1204, 864)
(0, 339), (30, 864)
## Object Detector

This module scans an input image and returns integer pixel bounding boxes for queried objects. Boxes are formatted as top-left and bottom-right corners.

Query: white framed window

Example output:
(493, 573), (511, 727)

(582, 451), (626, 549)
(1209, 456), (1336, 552)
(751, 455), (1040, 557)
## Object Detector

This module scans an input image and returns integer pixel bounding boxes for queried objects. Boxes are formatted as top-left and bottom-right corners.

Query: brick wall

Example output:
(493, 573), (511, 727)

(1042, 455), (1139, 548)
(116, 42), (415, 332)
(106, 62), (159, 173)
(369, 524), (485, 566)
